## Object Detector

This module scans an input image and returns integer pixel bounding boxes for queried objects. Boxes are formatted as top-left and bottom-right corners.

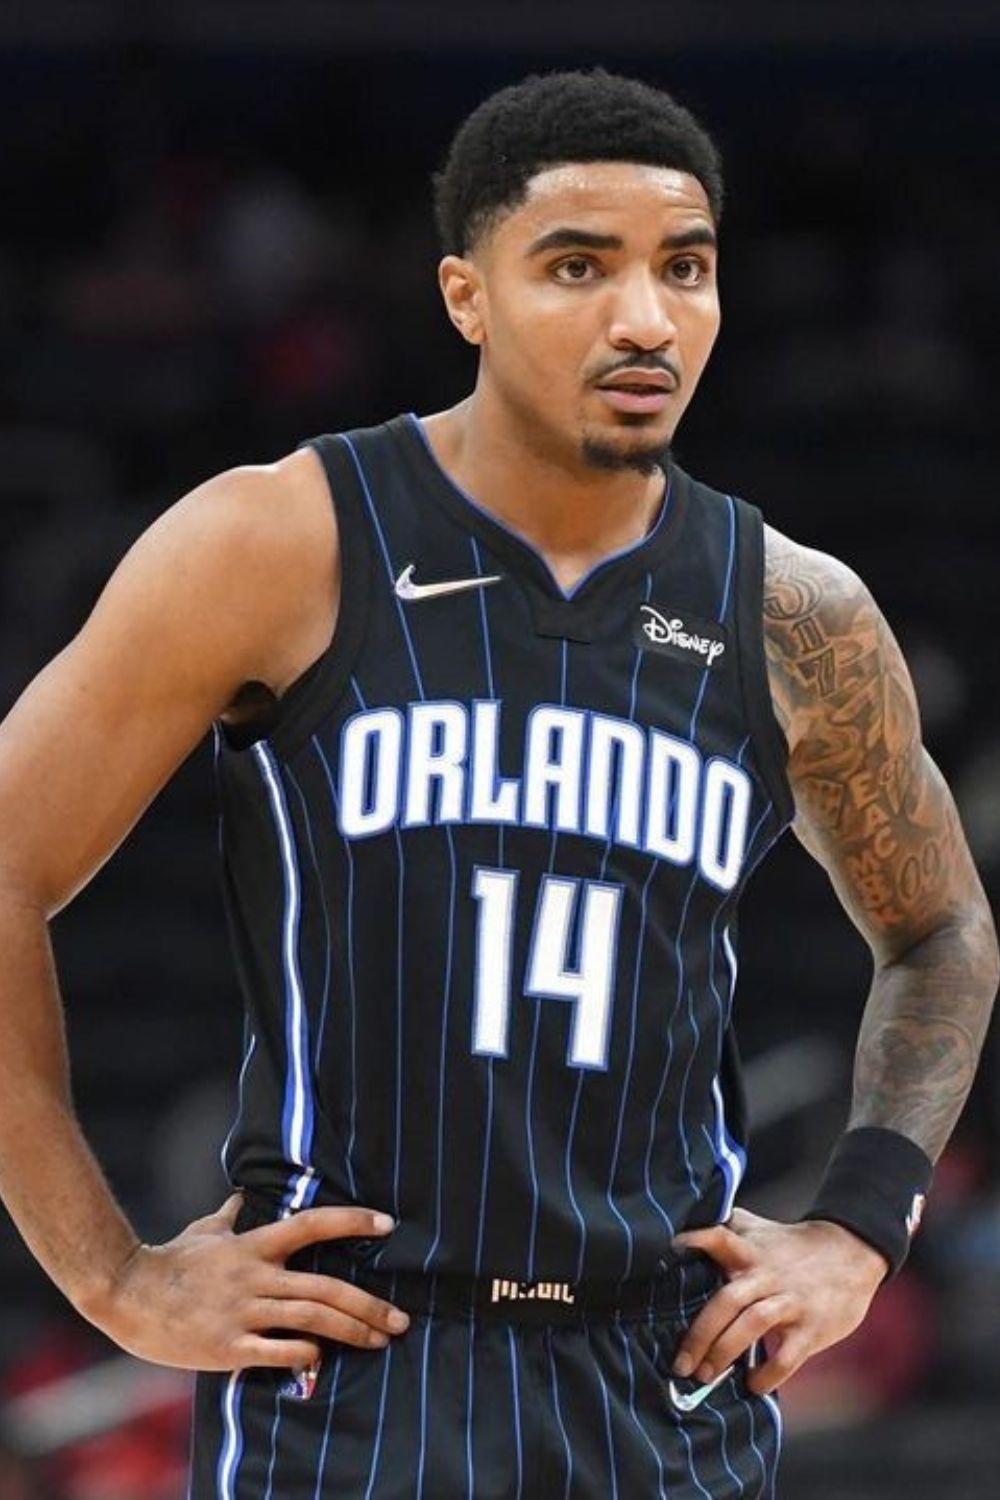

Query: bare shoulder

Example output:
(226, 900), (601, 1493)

(120, 442), (338, 701)
(0, 444), (337, 911)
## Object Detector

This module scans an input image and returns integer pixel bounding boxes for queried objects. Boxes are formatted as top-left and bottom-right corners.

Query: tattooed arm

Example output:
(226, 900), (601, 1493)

(761, 526), (998, 1159)
(672, 527), (998, 1396)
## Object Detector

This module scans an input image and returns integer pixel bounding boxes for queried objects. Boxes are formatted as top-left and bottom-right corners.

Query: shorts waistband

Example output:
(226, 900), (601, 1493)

(236, 1195), (721, 1325)
(355, 1260), (718, 1325)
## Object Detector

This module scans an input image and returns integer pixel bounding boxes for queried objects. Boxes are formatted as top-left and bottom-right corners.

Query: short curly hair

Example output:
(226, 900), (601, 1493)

(433, 69), (723, 255)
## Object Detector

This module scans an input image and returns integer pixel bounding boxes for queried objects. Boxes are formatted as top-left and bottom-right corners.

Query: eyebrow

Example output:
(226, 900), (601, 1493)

(525, 225), (718, 257)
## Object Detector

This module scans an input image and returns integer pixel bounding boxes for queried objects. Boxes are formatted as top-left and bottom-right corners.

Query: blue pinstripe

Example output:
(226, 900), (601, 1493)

(606, 849), (664, 1270)
(677, 985), (707, 1197)
(523, 1002), (546, 1281)
(312, 1352), (344, 1500)
(415, 1283), (437, 1499)
(423, 820), (458, 1270)
(262, 1402), (281, 1500)
(311, 735), (359, 1199)
(473, 1058), (496, 1279)
(595, 1359), (621, 1500)
(617, 1328), (667, 1500)
(675, 1415), (718, 1500)
(507, 1326), (524, 1500)
(741, 1392), (770, 1500)
(546, 1336), (574, 1500)
(566, 1070), (590, 1282)
(220, 1029), (256, 1181)
(361, 1343), (394, 1500)
(464, 1322), (476, 1500)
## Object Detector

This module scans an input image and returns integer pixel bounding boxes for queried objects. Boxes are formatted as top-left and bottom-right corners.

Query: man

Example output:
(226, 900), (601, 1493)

(0, 68), (995, 1499)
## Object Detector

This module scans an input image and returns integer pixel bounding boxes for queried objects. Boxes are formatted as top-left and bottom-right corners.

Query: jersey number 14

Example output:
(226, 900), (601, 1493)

(471, 867), (623, 1071)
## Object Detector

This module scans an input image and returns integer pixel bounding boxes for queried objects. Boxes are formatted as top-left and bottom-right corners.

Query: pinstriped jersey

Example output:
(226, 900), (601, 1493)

(216, 414), (794, 1281)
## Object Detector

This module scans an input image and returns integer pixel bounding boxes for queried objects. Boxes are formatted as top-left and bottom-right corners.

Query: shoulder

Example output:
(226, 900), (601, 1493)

(761, 523), (911, 759)
(762, 523), (870, 627)
(151, 444), (331, 576)
(97, 442), (338, 702)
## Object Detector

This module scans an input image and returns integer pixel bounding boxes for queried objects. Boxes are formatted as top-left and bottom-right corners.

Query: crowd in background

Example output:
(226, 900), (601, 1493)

(0, 32), (998, 1499)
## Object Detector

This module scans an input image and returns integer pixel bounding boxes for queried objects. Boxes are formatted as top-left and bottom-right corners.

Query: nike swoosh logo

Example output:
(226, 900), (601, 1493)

(667, 1363), (735, 1412)
(394, 564), (502, 601)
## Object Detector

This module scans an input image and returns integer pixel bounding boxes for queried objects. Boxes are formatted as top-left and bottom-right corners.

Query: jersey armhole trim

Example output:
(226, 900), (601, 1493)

(733, 499), (796, 829)
(259, 434), (374, 761)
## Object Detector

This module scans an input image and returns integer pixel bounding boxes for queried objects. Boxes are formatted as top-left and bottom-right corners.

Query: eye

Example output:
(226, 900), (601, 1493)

(669, 256), (708, 286)
(552, 256), (600, 283)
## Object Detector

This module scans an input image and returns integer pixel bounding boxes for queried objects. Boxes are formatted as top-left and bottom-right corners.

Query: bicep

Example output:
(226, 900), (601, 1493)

(783, 574), (976, 960)
(793, 736), (973, 962)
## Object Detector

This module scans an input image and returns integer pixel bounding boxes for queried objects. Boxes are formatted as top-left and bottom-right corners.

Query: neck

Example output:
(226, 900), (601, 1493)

(419, 390), (668, 590)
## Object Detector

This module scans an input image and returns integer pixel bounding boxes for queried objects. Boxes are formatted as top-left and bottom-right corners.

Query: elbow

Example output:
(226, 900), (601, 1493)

(961, 887), (1000, 996)
(880, 894), (1000, 998)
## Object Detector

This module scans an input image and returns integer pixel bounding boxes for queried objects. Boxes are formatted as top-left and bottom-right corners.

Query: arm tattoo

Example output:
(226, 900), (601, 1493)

(763, 529), (999, 1160)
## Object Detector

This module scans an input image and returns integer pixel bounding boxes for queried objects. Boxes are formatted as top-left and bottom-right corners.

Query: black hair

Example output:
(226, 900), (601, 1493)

(433, 69), (723, 255)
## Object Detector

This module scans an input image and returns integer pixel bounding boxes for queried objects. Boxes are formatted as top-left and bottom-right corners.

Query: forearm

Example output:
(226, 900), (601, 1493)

(850, 904), (1000, 1161)
(0, 890), (139, 1321)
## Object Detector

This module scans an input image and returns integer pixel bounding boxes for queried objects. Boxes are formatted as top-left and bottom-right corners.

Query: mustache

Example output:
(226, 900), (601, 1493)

(589, 354), (681, 386)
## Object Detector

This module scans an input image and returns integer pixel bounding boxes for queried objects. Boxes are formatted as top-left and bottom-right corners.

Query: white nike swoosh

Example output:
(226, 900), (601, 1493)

(394, 564), (502, 601)
(667, 1363), (735, 1412)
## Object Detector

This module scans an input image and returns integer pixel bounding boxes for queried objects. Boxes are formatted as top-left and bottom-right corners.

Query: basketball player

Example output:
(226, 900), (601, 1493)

(0, 71), (996, 1498)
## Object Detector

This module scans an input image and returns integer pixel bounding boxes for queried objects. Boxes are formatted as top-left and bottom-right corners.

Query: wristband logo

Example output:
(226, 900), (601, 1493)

(905, 1192), (927, 1239)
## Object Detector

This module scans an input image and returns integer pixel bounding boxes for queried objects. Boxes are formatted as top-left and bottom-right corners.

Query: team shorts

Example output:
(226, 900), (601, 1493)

(189, 1221), (781, 1498)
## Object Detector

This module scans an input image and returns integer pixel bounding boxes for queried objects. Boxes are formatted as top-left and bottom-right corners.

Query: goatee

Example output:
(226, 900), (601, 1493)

(581, 434), (671, 477)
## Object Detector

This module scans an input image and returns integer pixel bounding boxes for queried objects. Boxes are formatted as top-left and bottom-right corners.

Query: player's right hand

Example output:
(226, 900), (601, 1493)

(87, 1194), (410, 1372)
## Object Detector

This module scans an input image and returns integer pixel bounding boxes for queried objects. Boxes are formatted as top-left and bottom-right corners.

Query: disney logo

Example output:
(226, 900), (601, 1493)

(639, 605), (726, 665)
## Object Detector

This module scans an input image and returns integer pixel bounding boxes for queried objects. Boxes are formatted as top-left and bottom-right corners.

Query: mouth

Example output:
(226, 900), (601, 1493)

(593, 369), (677, 415)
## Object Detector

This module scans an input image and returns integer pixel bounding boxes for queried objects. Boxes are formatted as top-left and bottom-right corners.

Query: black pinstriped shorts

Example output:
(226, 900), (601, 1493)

(188, 1225), (781, 1499)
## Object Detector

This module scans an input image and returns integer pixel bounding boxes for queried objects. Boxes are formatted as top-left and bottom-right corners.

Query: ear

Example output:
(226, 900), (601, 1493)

(438, 255), (487, 346)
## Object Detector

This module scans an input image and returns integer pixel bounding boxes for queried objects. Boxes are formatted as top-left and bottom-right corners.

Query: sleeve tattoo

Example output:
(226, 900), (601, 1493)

(762, 529), (999, 1160)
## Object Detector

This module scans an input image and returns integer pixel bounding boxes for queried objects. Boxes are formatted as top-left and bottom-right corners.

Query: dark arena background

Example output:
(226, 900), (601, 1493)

(1, 2), (998, 1496)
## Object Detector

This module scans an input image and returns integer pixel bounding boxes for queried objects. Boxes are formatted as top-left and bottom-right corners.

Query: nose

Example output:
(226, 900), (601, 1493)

(607, 268), (677, 352)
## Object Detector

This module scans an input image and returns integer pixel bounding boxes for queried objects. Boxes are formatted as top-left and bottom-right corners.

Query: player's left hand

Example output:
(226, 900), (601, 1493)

(671, 1207), (889, 1395)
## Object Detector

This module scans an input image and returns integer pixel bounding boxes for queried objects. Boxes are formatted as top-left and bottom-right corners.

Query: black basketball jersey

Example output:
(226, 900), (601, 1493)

(216, 414), (794, 1282)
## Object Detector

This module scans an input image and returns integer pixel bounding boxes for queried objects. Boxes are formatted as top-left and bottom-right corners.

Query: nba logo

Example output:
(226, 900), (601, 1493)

(279, 1360), (322, 1401)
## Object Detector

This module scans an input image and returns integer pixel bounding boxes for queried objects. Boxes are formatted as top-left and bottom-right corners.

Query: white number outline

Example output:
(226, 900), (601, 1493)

(471, 866), (623, 1071)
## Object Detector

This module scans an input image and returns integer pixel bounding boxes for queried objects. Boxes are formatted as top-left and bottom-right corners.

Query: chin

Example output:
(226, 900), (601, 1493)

(580, 428), (671, 477)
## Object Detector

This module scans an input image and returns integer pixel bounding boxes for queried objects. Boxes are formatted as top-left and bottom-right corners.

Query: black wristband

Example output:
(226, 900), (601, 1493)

(802, 1126), (934, 1278)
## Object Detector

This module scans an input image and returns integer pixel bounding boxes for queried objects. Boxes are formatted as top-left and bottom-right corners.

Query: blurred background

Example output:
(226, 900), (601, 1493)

(0, 1), (998, 1496)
